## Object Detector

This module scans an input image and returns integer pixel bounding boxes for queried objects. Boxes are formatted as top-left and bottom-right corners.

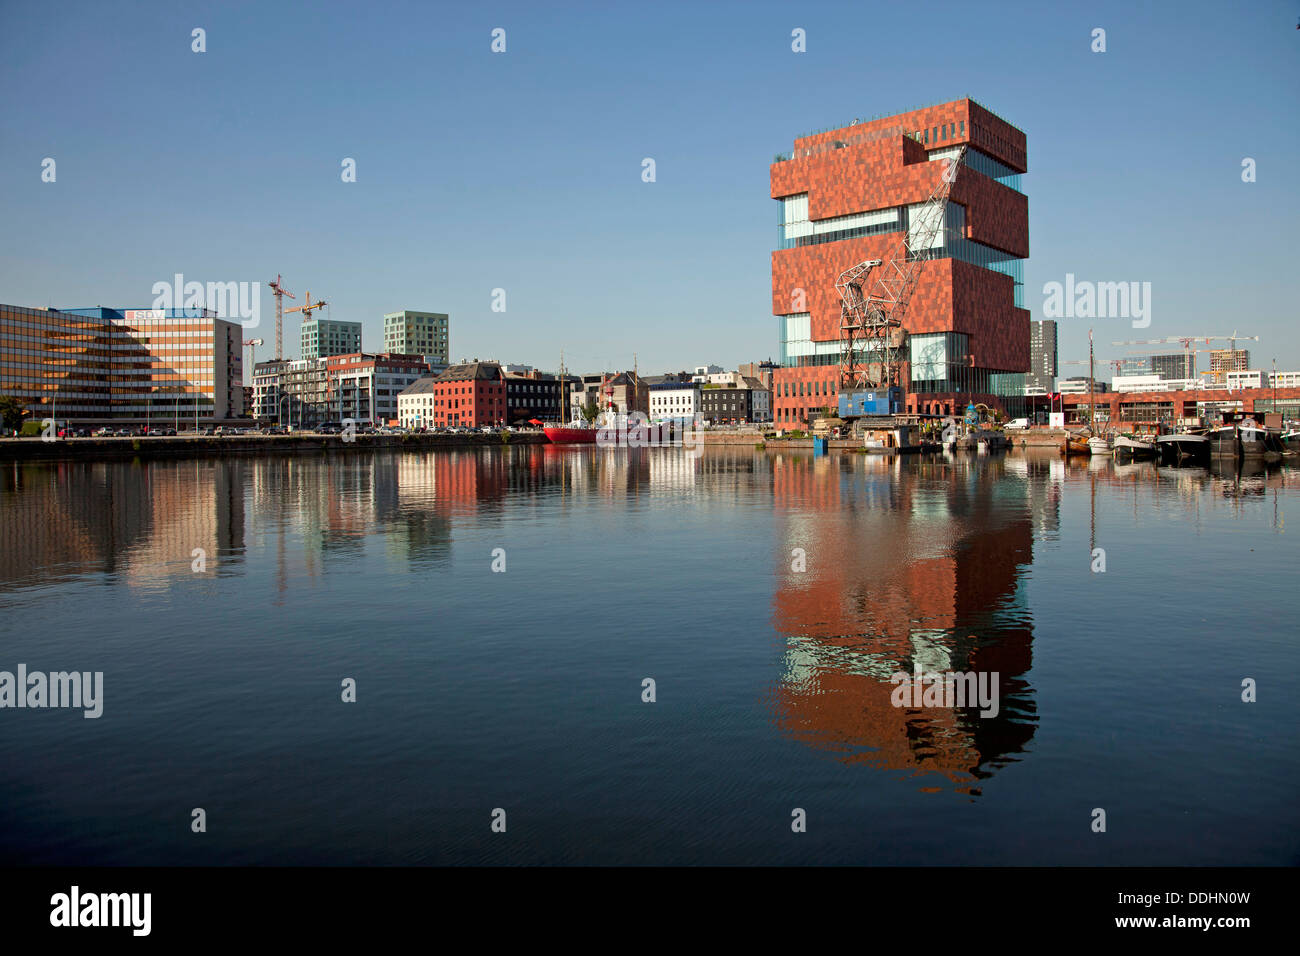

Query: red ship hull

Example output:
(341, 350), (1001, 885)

(544, 426), (598, 444)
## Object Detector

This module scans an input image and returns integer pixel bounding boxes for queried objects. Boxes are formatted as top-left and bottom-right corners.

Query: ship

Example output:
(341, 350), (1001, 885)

(1156, 430), (1210, 466)
(543, 421), (599, 444)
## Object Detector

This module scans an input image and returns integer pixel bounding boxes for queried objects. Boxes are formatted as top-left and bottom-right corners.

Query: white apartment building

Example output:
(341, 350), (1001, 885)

(397, 376), (438, 429)
(649, 383), (700, 424)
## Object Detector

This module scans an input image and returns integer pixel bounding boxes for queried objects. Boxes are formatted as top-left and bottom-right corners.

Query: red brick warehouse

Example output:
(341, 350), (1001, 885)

(770, 98), (1030, 426)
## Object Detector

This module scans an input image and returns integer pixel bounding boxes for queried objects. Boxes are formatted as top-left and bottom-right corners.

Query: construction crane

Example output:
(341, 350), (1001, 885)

(837, 146), (966, 402)
(243, 338), (264, 421)
(1110, 330), (1258, 380)
(285, 292), (329, 350)
(1060, 356), (1130, 380)
(243, 337), (264, 386)
(269, 275), (295, 360)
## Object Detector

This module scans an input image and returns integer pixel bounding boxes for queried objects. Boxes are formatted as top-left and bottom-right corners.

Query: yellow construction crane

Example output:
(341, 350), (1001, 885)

(285, 293), (329, 358)
(285, 291), (328, 325)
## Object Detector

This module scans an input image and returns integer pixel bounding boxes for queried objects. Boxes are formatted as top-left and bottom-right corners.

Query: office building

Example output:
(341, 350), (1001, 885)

(1027, 320), (1057, 393)
(0, 304), (244, 424)
(1152, 352), (1196, 381)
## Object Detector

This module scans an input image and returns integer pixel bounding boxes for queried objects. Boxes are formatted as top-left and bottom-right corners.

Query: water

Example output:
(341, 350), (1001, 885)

(0, 446), (1296, 865)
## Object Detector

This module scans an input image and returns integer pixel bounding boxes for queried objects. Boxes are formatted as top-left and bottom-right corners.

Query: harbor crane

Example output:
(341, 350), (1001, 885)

(269, 275), (295, 360)
(836, 146), (966, 398)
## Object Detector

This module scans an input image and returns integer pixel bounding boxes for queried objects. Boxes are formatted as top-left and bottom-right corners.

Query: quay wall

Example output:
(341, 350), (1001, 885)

(0, 432), (549, 463)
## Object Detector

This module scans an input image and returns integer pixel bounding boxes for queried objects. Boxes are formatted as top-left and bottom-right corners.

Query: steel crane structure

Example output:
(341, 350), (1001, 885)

(1110, 330), (1258, 381)
(285, 292), (329, 350)
(836, 145), (966, 397)
(269, 275), (295, 360)
(243, 337), (264, 377)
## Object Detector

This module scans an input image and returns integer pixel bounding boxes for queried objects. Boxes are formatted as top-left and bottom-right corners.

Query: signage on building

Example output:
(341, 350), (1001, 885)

(124, 309), (167, 321)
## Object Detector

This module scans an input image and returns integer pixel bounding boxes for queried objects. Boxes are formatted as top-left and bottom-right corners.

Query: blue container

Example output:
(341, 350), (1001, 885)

(813, 436), (829, 456)
(838, 387), (902, 417)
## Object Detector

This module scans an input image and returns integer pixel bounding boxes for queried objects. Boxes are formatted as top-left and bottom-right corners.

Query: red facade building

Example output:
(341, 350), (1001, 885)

(431, 361), (506, 427)
(770, 99), (1029, 426)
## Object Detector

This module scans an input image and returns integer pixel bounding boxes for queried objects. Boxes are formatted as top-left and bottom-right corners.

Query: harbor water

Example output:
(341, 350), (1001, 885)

(0, 446), (1296, 865)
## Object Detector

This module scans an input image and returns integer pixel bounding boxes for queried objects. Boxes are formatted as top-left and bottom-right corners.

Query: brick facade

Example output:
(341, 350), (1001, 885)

(770, 98), (1029, 427)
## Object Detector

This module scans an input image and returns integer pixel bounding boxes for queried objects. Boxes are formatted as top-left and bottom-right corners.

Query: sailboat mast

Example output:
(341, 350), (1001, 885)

(1088, 328), (1095, 430)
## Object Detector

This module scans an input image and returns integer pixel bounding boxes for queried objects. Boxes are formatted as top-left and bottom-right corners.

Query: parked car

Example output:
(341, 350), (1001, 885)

(319, 423), (343, 435)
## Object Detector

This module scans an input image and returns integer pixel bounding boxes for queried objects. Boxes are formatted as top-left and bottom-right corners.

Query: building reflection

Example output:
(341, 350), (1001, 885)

(0, 458), (245, 592)
(767, 452), (1046, 794)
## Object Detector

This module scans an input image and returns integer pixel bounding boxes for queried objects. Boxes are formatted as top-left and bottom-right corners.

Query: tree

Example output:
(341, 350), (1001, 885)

(0, 394), (26, 433)
(580, 400), (601, 423)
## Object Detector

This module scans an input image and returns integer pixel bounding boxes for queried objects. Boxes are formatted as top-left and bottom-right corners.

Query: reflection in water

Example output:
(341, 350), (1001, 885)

(0, 446), (679, 603)
(0, 459), (246, 591)
(0, 445), (1294, 864)
(766, 452), (1048, 794)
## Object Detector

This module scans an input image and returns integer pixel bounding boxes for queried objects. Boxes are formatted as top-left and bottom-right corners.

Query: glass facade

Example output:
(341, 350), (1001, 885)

(930, 146), (1023, 193)
(779, 188), (1025, 307)
(778, 199), (902, 250)
(0, 304), (242, 422)
(914, 203), (1025, 307)
(908, 330), (1024, 407)
(0, 305), (114, 422)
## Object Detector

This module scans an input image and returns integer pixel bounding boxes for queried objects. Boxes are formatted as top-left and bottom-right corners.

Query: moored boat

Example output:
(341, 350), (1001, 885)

(1087, 435), (1112, 456)
(543, 421), (599, 444)
(1208, 424), (1241, 460)
(1156, 431), (1210, 466)
(1060, 433), (1091, 456)
(1240, 422), (1284, 461)
(1113, 434), (1157, 460)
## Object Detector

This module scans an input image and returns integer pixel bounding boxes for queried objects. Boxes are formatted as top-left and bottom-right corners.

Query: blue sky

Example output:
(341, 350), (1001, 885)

(1, 0), (1297, 376)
